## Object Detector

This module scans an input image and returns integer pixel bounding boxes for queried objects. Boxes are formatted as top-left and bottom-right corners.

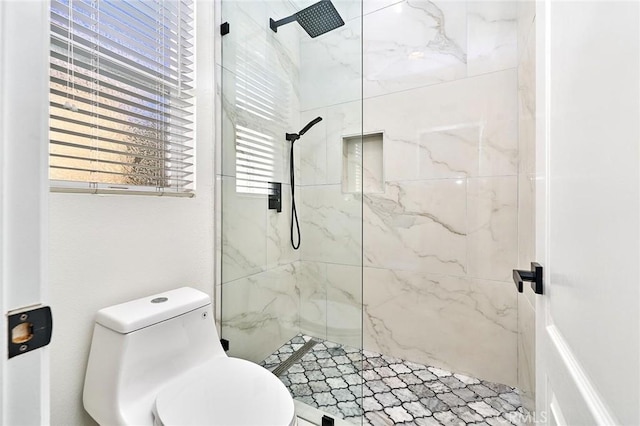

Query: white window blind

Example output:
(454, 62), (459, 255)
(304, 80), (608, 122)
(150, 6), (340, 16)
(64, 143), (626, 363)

(49, 0), (195, 195)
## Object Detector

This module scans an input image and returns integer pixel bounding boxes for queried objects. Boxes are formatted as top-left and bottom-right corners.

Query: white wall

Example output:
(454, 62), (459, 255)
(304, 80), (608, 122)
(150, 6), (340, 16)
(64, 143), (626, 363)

(48, 2), (216, 424)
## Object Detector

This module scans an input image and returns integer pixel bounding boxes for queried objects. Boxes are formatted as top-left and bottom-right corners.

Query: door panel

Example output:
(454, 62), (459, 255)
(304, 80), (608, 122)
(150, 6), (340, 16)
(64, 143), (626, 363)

(0, 1), (50, 424)
(536, 1), (640, 424)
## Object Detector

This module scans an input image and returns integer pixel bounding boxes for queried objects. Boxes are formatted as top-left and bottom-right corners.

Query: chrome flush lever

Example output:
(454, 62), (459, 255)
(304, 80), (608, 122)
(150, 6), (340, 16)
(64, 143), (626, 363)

(513, 262), (544, 295)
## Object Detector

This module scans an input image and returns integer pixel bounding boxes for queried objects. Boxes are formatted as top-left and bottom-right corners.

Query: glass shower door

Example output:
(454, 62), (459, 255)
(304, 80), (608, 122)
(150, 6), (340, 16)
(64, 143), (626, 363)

(218, 0), (363, 424)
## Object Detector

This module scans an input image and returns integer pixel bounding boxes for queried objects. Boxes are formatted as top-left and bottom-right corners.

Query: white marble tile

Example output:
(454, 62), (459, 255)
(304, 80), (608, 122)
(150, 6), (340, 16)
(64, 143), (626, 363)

(517, 0), (536, 308)
(221, 264), (300, 362)
(215, 175), (223, 326)
(221, 176), (267, 283)
(363, 69), (518, 182)
(326, 101), (363, 185)
(221, 0), (301, 78)
(300, 17), (362, 110)
(467, 176), (518, 282)
(297, 260), (328, 339)
(467, 1), (518, 76)
(364, 179), (467, 275)
(346, 133), (384, 194)
(517, 6), (536, 177)
(299, 184), (363, 266)
(517, 294), (536, 415)
(363, 0), (467, 98)
(477, 117), (518, 178)
(299, 101), (361, 187)
(219, 0), (301, 181)
(267, 183), (301, 268)
(363, 0), (404, 16)
(417, 124), (480, 179)
(517, 0), (536, 61)
(517, 174), (536, 307)
(518, 110), (535, 177)
(220, 68), (238, 178)
(215, 64), (224, 178)
(220, 64), (299, 183)
(363, 267), (518, 386)
(297, 260), (363, 347)
(299, 108), (329, 186)
(326, 263), (362, 347)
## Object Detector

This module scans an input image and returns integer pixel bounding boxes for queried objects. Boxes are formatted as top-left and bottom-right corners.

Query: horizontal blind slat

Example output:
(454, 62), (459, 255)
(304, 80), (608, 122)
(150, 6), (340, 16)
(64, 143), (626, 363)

(50, 88), (194, 128)
(51, 154), (193, 176)
(50, 47), (193, 102)
(50, 28), (194, 90)
(50, 139), (193, 162)
(49, 15), (195, 76)
(50, 60), (193, 112)
(50, 129), (193, 158)
(50, 164), (193, 185)
(50, 113), (192, 146)
(50, 4), (192, 65)
(50, 102), (192, 142)
(50, 75), (193, 123)
(51, 0), (194, 49)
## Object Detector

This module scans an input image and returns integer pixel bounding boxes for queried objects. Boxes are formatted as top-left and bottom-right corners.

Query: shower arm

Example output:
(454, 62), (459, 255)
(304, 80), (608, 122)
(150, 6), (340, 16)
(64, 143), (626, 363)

(270, 16), (296, 33)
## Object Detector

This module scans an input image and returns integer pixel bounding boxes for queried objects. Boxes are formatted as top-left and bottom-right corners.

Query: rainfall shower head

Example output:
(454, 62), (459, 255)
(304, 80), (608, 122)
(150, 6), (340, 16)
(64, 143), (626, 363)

(270, 0), (345, 38)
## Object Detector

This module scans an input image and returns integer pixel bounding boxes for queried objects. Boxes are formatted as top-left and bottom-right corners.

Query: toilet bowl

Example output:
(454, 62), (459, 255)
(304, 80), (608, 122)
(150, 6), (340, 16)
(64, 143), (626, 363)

(83, 287), (296, 426)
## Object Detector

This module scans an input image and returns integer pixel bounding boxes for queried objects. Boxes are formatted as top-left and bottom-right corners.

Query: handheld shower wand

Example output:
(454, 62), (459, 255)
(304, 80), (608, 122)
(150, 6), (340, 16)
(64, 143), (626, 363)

(288, 117), (323, 250)
(286, 117), (323, 143)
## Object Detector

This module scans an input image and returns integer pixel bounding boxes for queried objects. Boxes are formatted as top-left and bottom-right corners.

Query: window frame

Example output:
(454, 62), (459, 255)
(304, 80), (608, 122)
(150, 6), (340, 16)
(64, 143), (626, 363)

(48, 0), (196, 197)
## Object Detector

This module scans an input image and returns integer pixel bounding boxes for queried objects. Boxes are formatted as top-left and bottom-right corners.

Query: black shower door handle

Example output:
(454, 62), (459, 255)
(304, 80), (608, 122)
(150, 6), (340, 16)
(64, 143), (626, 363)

(513, 262), (544, 295)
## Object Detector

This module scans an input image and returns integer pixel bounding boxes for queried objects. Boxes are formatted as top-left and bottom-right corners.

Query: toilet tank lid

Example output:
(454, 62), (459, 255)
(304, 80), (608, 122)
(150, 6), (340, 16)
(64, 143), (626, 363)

(95, 287), (211, 334)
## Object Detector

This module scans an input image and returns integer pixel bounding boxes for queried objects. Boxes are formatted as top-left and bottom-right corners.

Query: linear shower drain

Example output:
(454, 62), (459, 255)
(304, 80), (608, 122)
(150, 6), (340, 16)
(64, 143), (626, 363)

(271, 339), (319, 377)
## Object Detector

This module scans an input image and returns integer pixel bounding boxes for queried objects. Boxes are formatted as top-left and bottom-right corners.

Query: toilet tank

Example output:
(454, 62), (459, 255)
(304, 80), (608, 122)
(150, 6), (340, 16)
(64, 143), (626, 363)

(83, 287), (225, 426)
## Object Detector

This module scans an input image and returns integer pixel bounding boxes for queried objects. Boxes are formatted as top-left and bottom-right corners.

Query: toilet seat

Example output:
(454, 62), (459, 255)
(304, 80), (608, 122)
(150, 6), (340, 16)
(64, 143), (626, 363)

(154, 357), (296, 426)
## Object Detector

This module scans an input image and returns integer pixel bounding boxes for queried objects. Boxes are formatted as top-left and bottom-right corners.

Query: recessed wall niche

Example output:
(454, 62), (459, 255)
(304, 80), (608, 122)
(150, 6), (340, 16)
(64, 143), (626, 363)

(342, 133), (384, 194)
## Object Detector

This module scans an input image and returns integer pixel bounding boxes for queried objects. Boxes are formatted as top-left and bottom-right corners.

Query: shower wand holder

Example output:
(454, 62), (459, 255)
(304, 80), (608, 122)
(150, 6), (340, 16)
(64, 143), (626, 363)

(286, 132), (300, 142)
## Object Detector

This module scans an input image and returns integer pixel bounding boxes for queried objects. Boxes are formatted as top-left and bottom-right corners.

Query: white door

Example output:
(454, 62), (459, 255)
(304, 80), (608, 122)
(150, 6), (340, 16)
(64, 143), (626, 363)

(0, 1), (50, 424)
(536, 1), (639, 424)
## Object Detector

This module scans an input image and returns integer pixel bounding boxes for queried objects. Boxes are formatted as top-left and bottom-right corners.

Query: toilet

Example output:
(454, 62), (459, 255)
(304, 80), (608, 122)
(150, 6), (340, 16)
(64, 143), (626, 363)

(83, 287), (296, 426)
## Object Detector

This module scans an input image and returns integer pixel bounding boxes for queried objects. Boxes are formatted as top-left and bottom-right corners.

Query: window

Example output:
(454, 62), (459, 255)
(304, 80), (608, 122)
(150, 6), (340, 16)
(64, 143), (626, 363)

(49, 0), (195, 195)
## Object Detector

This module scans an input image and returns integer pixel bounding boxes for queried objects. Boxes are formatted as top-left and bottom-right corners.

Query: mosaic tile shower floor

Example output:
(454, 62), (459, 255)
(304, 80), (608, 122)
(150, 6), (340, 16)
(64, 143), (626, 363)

(261, 335), (526, 426)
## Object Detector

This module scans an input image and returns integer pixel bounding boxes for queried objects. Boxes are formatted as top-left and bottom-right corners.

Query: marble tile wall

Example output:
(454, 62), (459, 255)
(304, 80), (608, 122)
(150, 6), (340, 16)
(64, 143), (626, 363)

(218, 0), (534, 392)
(218, 0), (304, 359)
(297, 261), (363, 348)
(220, 263), (300, 362)
(297, 0), (523, 387)
(516, 0), (537, 417)
(294, 0), (365, 348)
